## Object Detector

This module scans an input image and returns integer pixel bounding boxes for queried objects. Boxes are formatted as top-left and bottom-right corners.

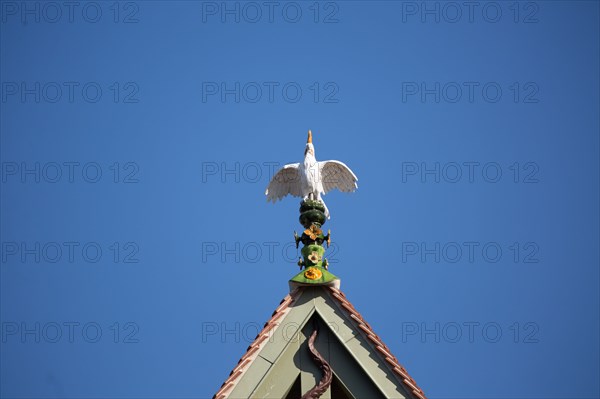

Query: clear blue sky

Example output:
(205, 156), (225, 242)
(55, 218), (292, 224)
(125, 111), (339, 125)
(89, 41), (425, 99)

(1, 1), (598, 398)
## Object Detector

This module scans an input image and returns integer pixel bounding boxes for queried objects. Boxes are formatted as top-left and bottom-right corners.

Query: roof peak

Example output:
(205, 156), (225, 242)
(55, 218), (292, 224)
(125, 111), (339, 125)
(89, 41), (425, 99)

(213, 286), (427, 399)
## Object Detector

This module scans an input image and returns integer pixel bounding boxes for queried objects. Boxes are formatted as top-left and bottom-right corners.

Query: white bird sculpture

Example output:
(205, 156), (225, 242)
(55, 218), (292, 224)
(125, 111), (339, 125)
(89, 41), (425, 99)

(265, 130), (358, 218)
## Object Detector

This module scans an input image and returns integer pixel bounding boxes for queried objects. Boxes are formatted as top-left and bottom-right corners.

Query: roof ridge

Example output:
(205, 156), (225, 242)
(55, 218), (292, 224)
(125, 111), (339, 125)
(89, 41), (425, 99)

(326, 286), (427, 399)
(213, 288), (302, 399)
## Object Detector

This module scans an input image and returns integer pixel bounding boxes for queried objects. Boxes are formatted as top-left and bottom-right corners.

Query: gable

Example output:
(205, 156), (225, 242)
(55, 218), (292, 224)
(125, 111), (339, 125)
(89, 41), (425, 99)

(213, 286), (426, 399)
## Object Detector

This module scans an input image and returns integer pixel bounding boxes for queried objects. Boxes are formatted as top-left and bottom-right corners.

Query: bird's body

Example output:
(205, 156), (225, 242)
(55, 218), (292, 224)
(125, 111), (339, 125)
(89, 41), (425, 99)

(265, 131), (358, 218)
(301, 150), (321, 197)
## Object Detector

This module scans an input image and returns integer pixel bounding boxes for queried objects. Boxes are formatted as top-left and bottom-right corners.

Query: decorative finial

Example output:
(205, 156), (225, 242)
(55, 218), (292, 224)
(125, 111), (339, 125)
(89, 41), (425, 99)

(265, 131), (358, 289)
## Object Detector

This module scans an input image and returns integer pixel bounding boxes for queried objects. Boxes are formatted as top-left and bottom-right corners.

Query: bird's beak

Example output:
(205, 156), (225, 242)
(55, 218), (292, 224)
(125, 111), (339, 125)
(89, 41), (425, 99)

(307, 130), (312, 144)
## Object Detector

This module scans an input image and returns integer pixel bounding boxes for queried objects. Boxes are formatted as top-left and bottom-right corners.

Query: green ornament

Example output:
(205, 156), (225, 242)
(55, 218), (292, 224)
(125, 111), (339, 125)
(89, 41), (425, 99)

(299, 200), (326, 228)
(301, 244), (325, 267)
(289, 266), (338, 285)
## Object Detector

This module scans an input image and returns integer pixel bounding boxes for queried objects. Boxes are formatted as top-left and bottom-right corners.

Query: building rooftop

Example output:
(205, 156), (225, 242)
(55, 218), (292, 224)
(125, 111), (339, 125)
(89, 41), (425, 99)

(213, 285), (427, 399)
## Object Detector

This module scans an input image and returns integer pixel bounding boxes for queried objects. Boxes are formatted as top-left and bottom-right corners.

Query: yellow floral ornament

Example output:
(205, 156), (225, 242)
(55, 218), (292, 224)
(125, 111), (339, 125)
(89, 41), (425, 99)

(304, 267), (322, 280)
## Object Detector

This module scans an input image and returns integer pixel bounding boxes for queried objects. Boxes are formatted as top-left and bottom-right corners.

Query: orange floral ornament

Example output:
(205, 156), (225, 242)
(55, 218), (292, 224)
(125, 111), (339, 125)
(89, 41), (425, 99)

(304, 267), (322, 280)
(304, 224), (323, 240)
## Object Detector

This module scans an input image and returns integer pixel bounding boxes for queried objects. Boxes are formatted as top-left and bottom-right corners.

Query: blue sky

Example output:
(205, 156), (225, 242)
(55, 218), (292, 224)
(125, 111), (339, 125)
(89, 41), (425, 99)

(1, 1), (598, 398)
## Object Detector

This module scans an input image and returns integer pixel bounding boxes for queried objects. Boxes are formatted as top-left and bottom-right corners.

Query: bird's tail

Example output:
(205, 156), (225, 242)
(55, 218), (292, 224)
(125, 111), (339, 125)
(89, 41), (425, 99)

(321, 199), (330, 219)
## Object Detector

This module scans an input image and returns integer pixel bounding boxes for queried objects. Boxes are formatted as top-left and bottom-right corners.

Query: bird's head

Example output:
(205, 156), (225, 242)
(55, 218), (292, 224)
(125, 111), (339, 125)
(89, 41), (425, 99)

(304, 130), (315, 158)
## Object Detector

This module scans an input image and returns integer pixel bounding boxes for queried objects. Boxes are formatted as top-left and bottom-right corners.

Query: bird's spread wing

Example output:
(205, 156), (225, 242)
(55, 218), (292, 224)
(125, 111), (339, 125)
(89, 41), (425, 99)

(265, 163), (302, 203)
(319, 160), (358, 194)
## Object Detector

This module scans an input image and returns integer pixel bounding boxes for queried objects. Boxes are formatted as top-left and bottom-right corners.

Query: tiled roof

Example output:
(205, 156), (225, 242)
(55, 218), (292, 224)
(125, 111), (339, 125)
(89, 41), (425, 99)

(212, 286), (427, 399)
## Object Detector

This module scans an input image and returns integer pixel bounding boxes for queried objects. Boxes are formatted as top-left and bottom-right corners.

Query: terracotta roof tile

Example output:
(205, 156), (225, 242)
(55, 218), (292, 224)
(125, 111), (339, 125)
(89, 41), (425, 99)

(413, 389), (427, 399)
